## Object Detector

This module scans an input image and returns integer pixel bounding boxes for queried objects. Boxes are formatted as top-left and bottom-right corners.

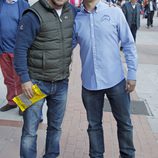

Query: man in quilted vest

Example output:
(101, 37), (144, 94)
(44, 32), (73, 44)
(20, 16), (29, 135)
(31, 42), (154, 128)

(14, 0), (76, 157)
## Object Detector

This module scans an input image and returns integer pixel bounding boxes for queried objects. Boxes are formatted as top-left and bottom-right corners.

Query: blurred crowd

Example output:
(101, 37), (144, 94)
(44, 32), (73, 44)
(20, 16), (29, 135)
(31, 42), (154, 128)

(110, 0), (158, 28)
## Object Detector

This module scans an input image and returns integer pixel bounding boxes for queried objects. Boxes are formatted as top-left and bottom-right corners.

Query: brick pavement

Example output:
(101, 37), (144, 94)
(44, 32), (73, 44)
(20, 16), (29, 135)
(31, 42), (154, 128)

(0, 47), (158, 158)
(0, 16), (158, 158)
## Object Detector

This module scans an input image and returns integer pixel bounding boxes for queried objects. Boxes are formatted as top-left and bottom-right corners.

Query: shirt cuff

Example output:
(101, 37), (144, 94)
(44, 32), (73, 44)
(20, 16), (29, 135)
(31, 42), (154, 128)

(20, 74), (30, 83)
(127, 70), (136, 81)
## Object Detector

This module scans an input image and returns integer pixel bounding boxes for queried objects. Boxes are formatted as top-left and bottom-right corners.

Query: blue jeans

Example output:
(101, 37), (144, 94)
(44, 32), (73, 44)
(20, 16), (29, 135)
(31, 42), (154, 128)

(20, 79), (68, 158)
(82, 79), (135, 158)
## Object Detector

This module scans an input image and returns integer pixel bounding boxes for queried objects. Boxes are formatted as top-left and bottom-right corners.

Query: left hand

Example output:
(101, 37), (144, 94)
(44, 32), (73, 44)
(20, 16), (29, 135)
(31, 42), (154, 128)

(125, 80), (136, 93)
(22, 81), (34, 98)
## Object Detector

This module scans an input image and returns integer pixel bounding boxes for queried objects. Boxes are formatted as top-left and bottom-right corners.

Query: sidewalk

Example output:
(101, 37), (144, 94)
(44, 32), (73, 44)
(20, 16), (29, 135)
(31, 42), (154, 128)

(0, 15), (158, 158)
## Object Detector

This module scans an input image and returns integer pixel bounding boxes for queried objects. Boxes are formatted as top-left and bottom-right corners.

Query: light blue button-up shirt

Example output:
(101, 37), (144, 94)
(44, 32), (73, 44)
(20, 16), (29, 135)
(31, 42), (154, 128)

(73, 1), (138, 90)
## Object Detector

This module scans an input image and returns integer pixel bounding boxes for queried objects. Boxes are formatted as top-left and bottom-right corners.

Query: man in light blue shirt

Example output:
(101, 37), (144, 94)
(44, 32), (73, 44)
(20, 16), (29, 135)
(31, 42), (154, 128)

(73, 0), (137, 157)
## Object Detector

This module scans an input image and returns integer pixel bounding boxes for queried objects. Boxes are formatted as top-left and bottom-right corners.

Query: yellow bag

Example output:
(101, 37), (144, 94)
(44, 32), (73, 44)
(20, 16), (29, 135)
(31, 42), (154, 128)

(13, 84), (46, 112)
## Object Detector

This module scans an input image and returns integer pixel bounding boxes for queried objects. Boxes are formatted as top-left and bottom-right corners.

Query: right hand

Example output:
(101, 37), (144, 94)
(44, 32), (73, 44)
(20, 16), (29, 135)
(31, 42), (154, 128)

(125, 80), (136, 93)
(22, 81), (34, 98)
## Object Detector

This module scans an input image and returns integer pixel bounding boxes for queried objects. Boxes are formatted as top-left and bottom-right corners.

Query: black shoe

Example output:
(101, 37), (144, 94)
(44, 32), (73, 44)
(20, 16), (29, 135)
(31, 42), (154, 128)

(151, 24), (153, 27)
(19, 109), (23, 116)
(0, 104), (17, 112)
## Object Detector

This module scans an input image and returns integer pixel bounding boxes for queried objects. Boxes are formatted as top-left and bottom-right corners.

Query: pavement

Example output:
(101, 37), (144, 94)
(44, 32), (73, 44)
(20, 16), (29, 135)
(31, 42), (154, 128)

(0, 4), (158, 158)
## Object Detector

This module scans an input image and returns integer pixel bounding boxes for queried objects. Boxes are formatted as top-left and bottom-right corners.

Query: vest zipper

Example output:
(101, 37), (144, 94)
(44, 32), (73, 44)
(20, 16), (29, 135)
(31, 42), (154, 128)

(59, 17), (65, 78)
(59, 18), (62, 22)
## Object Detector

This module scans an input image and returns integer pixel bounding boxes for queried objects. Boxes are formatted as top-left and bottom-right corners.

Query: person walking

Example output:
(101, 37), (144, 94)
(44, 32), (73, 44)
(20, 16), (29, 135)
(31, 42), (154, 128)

(73, 0), (137, 157)
(0, 0), (29, 112)
(14, 0), (76, 157)
(122, 0), (140, 41)
(144, 0), (156, 28)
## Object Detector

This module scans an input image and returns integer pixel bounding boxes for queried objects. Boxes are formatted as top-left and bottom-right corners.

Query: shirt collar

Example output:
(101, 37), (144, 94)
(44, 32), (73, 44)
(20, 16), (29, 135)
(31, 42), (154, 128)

(81, 0), (102, 13)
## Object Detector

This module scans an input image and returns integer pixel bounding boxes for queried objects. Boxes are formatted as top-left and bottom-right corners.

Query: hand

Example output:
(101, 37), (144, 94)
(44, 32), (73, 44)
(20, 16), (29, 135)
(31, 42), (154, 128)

(125, 80), (136, 93)
(22, 81), (34, 98)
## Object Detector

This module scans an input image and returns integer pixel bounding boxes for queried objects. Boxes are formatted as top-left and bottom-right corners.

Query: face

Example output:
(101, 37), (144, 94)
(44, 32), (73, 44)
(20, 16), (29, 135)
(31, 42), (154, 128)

(6, 0), (14, 4)
(83, 0), (98, 3)
(131, 0), (137, 3)
(49, 0), (68, 9)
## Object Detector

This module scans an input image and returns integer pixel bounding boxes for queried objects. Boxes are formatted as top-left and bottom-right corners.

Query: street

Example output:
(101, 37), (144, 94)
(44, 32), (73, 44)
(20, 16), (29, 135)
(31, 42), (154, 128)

(0, 3), (158, 158)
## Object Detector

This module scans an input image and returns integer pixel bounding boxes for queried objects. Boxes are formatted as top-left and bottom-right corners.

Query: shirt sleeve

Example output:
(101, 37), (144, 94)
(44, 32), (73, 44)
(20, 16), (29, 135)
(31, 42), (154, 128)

(72, 21), (78, 49)
(14, 11), (40, 83)
(117, 8), (138, 80)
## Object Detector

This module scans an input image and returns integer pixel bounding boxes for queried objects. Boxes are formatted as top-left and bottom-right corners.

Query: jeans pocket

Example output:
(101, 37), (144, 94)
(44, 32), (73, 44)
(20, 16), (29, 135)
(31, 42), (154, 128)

(31, 79), (49, 96)
(56, 79), (69, 94)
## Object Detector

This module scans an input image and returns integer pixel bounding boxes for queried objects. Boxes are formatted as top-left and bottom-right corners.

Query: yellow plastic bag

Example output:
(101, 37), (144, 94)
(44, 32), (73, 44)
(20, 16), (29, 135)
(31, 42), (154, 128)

(13, 84), (47, 112)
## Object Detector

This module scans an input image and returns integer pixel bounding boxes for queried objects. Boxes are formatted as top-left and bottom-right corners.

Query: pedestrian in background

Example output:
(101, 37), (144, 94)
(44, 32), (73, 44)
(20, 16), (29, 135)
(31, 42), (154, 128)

(69, 0), (82, 7)
(73, 0), (137, 157)
(144, 0), (157, 28)
(14, 0), (76, 157)
(0, 0), (29, 113)
(122, 0), (140, 41)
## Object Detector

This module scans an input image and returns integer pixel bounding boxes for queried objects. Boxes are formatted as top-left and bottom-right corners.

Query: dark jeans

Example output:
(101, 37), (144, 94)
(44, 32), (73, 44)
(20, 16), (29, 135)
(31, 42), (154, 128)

(20, 79), (68, 158)
(147, 11), (155, 26)
(82, 79), (135, 158)
(130, 24), (137, 42)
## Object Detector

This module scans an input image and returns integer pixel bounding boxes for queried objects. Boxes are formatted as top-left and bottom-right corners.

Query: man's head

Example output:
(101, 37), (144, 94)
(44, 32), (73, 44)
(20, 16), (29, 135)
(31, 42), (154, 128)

(48, 0), (68, 9)
(130, 0), (137, 4)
